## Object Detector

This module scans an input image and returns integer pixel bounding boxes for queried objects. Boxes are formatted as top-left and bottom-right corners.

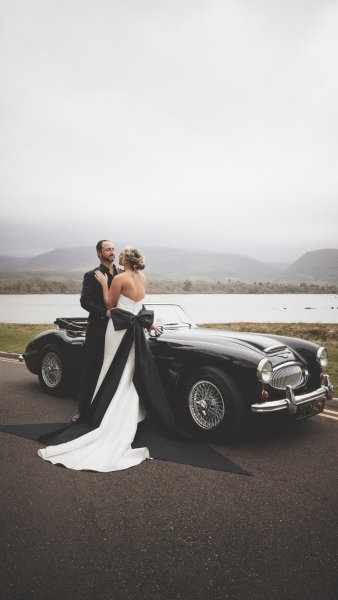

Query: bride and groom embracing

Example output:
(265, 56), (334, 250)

(38, 239), (175, 471)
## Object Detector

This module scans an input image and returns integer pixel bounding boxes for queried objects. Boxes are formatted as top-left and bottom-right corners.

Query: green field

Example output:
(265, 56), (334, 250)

(0, 322), (337, 391)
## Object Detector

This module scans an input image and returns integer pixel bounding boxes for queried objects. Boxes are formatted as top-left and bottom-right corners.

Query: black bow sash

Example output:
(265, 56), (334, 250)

(110, 307), (154, 332)
(87, 308), (177, 431)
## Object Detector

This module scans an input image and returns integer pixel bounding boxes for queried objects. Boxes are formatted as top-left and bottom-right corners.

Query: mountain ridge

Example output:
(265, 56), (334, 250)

(0, 246), (337, 284)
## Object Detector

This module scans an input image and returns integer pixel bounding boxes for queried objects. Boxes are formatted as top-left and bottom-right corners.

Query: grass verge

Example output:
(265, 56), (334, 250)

(0, 324), (54, 354)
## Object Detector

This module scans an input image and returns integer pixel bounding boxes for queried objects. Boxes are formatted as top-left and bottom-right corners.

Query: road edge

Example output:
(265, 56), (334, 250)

(0, 351), (20, 360)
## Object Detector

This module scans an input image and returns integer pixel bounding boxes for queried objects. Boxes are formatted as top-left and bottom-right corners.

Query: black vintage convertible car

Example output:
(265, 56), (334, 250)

(21, 303), (333, 438)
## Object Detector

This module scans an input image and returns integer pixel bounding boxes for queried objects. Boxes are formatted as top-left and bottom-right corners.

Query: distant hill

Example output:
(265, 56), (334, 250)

(0, 246), (337, 284)
(23, 246), (96, 271)
(282, 249), (338, 284)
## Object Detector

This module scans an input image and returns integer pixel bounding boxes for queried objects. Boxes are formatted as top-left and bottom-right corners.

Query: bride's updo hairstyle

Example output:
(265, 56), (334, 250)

(123, 246), (145, 271)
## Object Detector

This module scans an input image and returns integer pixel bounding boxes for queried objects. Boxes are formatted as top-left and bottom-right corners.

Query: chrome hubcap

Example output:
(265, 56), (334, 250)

(188, 380), (225, 429)
(41, 352), (62, 388)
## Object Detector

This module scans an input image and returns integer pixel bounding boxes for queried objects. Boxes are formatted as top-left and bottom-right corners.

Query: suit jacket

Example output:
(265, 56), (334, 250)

(80, 264), (117, 339)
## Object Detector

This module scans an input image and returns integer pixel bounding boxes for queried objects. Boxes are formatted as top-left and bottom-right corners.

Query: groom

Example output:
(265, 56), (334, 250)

(72, 240), (118, 422)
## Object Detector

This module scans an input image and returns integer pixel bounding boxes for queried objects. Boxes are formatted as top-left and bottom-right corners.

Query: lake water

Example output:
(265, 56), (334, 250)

(0, 294), (338, 324)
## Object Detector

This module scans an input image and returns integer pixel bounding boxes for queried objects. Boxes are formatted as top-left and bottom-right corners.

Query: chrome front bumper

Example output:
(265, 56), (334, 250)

(251, 374), (333, 415)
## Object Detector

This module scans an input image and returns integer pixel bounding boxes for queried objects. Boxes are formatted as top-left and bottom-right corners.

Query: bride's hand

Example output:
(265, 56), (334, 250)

(149, 324), (164, 337)
(95, 271), (108, 286)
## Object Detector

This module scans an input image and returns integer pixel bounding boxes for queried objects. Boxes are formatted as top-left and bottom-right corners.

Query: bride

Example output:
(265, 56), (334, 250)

(38, 245), (167, 472)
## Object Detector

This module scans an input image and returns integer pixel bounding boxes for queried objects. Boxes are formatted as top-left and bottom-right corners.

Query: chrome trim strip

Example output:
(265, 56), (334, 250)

(251, 385), (330, 414)
(264, 344), (287, 353)
(273, 360), (301, 372)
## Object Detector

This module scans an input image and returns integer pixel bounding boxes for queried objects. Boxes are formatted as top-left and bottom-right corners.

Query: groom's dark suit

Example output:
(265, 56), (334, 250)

(78, 263), (117, 418)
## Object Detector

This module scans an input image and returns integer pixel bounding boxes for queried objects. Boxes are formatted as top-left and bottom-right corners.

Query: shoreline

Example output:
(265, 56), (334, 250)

(1, 281), (338, 295)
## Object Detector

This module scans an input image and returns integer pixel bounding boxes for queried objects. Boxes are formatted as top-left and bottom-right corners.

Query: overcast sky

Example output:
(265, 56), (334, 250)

(1, 0), (337, 262)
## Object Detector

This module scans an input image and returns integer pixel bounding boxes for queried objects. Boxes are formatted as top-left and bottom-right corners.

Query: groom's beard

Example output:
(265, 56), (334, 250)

(100, 255), (115, 264)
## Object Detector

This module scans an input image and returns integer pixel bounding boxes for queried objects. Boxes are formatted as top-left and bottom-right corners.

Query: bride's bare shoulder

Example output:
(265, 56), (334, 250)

(114, 272), (127, 281)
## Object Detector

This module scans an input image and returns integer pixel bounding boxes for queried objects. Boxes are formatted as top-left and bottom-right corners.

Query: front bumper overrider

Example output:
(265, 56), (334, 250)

(251, 374), (333, 415)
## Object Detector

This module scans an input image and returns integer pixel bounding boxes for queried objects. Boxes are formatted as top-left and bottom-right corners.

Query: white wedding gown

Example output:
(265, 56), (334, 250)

(38, 295), (150, 471)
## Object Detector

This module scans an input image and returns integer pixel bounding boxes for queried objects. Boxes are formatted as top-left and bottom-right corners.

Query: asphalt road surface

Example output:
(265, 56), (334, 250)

(1, 358), (338, 600)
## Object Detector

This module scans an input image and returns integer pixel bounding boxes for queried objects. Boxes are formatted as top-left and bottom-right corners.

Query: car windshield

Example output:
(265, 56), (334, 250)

(143, 304), (196, 329)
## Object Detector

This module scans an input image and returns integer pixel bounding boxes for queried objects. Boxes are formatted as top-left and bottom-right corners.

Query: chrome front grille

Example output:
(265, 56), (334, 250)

(270, 363), (304, 390)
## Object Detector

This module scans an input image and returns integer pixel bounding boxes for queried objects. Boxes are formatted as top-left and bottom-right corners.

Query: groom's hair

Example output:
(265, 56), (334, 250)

(96, 240), (110, 253)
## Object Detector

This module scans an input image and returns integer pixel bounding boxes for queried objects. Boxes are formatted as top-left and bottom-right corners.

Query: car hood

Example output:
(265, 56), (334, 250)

(163, 327), (294, 358)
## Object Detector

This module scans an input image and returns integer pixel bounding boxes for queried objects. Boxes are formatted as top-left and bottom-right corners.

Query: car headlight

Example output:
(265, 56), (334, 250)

(316, 347), (328, 368)
(257, 359), (273, 383)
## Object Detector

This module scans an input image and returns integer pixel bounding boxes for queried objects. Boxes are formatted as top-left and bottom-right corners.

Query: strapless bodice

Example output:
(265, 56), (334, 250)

(116, 294), (145, 315)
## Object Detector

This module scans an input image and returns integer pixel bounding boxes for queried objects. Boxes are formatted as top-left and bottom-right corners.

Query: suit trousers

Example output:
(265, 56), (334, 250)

(78, 335), (105, 418)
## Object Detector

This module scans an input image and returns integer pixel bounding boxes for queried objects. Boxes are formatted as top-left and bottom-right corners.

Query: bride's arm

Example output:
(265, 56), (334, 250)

(106, 276), (123, 308)
(95, 272), (123, 308)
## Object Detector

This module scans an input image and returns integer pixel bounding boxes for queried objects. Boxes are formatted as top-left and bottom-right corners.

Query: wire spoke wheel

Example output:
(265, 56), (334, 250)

(188, 380), (225, 430)
(41, 352), (63, 388)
